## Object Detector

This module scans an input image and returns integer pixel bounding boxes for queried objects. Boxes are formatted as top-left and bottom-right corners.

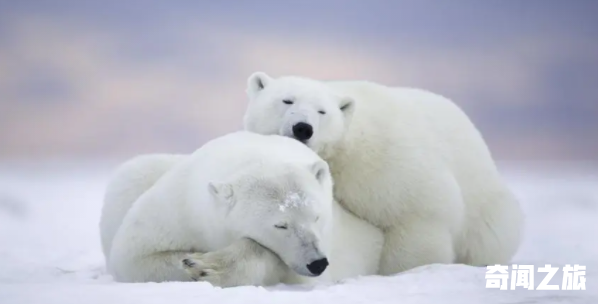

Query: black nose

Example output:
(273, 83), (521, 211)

(306, 258), (328, 276)
(292, 122), (313, 141)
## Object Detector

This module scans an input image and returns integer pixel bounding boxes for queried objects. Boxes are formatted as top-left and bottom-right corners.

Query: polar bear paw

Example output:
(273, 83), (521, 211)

(180, 252), (232, 286)
(180, 238), (284, 287)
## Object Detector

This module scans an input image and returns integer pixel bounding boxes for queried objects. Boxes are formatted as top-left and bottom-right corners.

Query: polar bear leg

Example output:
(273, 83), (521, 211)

(378, 221), (455, 275)
(101, 153), (185, 261)
(110, 238), (285, 286)
(377, 169), (462, 275)
(181, 238), (287, 287)
(109, 248), (198, 283)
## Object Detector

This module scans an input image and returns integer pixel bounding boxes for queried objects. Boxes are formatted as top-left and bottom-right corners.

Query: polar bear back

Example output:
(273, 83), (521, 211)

(326, 80), (522, 265)
(192, 131), (324, 180)
(326, 81), (511, 204)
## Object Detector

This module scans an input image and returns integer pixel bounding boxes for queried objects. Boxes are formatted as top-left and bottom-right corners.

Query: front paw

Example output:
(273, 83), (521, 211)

(180, 252), (231, 287)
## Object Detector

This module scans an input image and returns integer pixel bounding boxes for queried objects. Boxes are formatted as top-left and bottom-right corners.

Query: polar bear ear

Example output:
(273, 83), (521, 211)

(246, 71), (272, 98)
(339, 96), (355, 117)
(208, 181), (235, 207)
(310, 160), (331, 186)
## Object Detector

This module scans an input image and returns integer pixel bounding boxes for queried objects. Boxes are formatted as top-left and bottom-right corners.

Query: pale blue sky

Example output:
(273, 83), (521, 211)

(0, 1), (597, 160)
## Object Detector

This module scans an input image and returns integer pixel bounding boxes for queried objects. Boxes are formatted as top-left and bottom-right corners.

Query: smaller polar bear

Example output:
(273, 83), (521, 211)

(243, 72), (525, 275)
(100, 131), (383, 286)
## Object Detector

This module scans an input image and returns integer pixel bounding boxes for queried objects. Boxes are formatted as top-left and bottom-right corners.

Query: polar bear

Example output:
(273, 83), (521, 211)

(242, 72), (525, 275)
(100, 131), (383, 286)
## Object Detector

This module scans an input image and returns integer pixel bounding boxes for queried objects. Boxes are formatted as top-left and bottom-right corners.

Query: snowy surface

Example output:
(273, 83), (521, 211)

(0, 160), (597, 304)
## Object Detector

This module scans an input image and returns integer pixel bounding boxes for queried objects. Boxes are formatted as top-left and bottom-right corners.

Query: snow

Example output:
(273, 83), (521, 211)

(0, 161), (597, 304)
(279, 192), (309, 212)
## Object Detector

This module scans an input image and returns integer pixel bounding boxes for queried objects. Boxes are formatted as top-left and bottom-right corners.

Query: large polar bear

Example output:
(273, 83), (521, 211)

(243, 72), (524, 275)
(100, 131), (383, 286)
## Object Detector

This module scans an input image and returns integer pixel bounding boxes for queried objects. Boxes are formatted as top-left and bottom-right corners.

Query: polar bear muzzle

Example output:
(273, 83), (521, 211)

(306, 257), (329, 276)
(292, 122), (313, 143)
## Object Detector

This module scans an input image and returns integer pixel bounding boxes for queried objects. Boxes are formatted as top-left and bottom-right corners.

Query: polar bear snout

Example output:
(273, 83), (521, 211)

(292, 122), (313, 142)
(306, 257), (329, 276)
(282, 237), (329, 277)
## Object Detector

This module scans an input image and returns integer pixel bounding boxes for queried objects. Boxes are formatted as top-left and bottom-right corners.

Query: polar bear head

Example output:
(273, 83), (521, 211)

(208, 159), (334, 277)
(243, 72), (355, 159)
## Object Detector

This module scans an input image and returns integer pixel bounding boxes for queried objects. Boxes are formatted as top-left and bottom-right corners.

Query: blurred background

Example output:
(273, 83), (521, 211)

(1, 0), (597, 162)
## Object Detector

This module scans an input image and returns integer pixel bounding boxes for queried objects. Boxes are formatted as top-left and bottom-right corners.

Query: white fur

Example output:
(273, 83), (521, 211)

(100, 131), (383, 286)
(100, 153), (187, 262)
(243, 72), (525, 275)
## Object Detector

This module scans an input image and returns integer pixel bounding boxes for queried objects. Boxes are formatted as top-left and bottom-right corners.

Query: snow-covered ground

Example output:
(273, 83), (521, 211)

(0, 160), (596, 304)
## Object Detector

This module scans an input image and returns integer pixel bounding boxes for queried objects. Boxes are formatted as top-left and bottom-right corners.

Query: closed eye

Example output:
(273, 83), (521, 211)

(274, 224), (288, 230)
(318, 110), (326, 115)
(282, 100), (293, 105)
